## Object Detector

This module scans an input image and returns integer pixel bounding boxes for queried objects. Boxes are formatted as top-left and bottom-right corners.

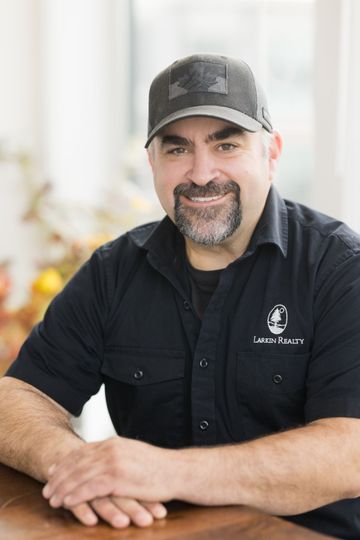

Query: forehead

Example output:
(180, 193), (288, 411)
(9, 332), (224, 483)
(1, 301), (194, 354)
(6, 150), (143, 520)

(157, 116), (242, 139)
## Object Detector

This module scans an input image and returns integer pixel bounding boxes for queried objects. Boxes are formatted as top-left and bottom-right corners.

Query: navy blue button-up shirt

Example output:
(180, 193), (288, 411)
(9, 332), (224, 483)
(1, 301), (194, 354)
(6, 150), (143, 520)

(7, 186), (360, 539)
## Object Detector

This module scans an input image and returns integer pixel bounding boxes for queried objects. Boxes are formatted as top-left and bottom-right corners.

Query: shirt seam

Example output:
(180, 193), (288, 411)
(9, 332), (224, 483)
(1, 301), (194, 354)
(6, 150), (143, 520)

(288, 215), (360, 254)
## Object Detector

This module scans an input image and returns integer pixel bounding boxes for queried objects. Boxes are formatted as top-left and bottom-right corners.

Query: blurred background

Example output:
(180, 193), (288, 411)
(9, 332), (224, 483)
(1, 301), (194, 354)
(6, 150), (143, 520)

(0, 0), (359, 440)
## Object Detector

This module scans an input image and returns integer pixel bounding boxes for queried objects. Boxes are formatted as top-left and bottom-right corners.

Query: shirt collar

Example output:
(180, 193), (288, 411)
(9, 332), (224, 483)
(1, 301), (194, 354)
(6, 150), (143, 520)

(129, 185), (288, 261)
(247, 185), (288, 258)
(128, 216), (183, 266)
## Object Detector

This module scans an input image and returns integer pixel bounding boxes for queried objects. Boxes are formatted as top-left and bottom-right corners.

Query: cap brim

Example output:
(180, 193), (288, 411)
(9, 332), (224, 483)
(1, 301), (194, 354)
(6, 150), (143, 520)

(145, 105), (263, 147)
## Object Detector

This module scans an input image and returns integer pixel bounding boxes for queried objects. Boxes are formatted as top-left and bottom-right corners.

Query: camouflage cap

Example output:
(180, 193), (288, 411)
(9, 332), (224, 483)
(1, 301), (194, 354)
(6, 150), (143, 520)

(145, 53), (273, 148)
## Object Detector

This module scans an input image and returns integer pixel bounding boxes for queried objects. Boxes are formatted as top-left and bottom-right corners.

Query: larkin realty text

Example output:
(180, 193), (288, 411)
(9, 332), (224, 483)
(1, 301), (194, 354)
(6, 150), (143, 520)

(253, 336), (305, 345)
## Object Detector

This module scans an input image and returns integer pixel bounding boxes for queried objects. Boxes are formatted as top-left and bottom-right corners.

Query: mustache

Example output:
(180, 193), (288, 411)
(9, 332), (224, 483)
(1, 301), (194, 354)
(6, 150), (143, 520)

(174, 180), (240, 198)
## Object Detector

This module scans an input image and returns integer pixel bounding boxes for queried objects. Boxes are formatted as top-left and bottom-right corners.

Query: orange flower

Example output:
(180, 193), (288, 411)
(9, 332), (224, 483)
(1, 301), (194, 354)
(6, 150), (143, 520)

(32, 268), (64, 296)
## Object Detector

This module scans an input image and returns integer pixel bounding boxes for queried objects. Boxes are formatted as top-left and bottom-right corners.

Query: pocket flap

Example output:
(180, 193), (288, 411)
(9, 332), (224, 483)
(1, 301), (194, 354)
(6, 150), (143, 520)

(237, 352), (310, 393)
(102, 347), (185, 385)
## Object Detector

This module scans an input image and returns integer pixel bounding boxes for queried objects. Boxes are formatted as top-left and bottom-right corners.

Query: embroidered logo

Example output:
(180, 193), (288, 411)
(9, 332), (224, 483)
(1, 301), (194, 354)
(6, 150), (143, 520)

(267, 304), (288, 335)
(169, 61), (228, 100)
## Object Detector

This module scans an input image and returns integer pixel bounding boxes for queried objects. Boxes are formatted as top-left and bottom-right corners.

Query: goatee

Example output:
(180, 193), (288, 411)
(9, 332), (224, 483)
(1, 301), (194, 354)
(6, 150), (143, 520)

(174, 180), (242, 246)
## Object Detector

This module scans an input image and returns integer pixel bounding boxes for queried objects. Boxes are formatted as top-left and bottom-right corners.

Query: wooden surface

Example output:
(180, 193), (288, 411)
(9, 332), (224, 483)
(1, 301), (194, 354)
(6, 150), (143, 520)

(0, 464), (336, 540)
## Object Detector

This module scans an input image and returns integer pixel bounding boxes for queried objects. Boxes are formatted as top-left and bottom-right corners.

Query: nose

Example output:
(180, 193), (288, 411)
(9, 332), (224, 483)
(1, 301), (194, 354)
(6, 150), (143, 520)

(186, 147), (219, 186)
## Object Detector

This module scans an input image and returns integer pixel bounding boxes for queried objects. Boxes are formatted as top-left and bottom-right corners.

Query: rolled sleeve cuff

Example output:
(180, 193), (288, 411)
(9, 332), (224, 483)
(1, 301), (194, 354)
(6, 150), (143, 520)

(6, 359), (89, 416)
(305, 397), (360, 423)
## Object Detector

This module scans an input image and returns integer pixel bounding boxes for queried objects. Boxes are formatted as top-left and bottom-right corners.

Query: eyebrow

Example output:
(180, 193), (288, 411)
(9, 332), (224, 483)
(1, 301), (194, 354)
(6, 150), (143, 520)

(160, 135), (190, 146)
(207, 126), (246, 142)
(160, 126), (246, 147)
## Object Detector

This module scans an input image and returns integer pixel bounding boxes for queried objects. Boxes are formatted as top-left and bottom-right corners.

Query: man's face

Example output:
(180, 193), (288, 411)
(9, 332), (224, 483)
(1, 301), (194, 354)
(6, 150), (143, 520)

(148, 117), (280, 247)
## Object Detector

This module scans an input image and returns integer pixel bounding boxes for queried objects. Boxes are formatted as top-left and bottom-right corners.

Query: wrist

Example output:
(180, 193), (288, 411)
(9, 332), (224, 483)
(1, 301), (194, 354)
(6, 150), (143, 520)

(39, 434), (85, 482)
(167, 448), (191, 500)
(170, 446), (218, 504)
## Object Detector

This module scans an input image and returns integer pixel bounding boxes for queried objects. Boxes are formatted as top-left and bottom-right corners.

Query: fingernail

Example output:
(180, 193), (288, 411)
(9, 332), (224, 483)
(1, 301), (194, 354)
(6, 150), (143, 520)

(84, 513), (98, 526)
(49, 496), (60, 508)
(138, 513), (153, 527)
(42, 485), (50, 498)
(113, 515), (130, 528)
(155, 505), (167, 519)
(48, 464), (55, 475)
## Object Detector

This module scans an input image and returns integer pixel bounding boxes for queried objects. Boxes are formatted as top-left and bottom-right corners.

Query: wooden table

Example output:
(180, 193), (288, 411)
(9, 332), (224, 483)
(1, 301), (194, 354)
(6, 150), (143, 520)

(0, 464), (336, 539)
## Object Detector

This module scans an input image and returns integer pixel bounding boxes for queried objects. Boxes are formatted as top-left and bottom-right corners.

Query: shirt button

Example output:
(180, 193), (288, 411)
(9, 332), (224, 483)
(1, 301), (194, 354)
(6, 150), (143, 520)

(199, 420), (209, 431)
(183, 300), (191, 310)
(273, 374), (283, 384)
(199, 358), (208, 368)
(133, 369), (144, 380)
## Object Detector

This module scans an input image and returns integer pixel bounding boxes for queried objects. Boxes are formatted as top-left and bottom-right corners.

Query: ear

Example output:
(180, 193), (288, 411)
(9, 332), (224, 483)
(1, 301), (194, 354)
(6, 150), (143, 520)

(268, 130), (283, 182)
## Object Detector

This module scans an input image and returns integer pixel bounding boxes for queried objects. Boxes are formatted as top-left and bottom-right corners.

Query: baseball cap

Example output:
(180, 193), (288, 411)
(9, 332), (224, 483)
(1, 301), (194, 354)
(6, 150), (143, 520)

(145, 53), (273, 148)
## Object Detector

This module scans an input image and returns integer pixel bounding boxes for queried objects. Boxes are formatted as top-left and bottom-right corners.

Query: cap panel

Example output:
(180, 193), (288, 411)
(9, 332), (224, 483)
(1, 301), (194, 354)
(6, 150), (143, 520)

(146, 53), (273, 148)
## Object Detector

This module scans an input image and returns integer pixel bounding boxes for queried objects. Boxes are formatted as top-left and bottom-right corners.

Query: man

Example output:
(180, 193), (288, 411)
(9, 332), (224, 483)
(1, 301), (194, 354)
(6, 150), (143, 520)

(1, 53), (360, 539)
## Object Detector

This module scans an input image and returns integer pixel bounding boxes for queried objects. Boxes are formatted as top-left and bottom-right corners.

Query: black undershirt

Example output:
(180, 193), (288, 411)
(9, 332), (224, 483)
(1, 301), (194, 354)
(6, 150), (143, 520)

(186, 260), (223, 318)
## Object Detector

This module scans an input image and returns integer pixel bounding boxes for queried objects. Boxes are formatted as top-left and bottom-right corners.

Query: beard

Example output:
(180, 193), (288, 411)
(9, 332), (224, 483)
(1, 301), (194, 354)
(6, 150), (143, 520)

(173, 180), (242, 246)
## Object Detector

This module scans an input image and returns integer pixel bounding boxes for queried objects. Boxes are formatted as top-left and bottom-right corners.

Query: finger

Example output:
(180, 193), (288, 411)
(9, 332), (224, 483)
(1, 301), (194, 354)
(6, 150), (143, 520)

(90, 497), (130, 529)
(69, 502), (98, 527)
(111, 497), (154, 527)
(43, 462), (87, 501)
(60, 475), (117, 508)
(141, 501), (167, 519)
(43, 444), (100, 500)
(42, 466), (108, 508)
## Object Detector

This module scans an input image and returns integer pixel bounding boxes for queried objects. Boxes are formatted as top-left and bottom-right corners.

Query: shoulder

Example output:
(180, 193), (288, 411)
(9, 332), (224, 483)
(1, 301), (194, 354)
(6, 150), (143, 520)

(93, 221), (161, 263)
(85, 221), (161, 297)
(285, 199), (360, 293)
(285, 198), (360, 255)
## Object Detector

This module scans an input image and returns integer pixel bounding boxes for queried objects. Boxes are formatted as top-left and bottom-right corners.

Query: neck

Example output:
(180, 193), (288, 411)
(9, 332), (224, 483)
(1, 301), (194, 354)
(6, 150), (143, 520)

(185, 220), (257, 271)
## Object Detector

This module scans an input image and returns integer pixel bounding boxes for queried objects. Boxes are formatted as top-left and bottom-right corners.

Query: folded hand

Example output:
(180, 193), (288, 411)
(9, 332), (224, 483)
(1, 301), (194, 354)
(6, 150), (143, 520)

(42, 436), (176, 514)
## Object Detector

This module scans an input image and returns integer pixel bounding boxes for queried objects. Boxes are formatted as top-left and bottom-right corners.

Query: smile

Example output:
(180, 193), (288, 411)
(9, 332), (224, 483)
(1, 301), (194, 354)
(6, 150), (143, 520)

(189, 195), (223, 202)
(182, 194), (228, 206)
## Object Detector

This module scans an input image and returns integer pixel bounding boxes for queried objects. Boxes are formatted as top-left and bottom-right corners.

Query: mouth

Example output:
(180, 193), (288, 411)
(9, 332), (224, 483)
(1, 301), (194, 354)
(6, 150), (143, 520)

(181, 194), (228, 206)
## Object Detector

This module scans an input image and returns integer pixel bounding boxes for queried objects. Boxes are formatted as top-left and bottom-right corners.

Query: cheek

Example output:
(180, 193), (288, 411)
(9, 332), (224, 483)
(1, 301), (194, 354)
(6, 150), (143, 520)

(153, 162), (184, 195)
(153, 174), (176, 215)
(233, 164), (269, 202)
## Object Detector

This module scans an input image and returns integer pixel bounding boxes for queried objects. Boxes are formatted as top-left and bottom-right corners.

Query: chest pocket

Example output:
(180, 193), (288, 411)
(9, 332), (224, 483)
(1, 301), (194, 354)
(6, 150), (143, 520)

(236, 351), (310, 438)
(101, 347), (186, 447)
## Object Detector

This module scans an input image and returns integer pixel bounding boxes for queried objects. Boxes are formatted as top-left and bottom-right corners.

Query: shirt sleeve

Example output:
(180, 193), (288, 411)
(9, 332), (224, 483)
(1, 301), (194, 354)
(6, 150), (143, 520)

(305, 244), (360, 422)
(5, 248), (111, 415)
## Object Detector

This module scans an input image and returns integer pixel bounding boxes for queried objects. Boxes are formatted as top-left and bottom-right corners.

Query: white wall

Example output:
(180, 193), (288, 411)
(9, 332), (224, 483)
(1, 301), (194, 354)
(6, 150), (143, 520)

(40, 0), (129, 204)
(313, 0), (360, 231)
(0, 0), (43, 306)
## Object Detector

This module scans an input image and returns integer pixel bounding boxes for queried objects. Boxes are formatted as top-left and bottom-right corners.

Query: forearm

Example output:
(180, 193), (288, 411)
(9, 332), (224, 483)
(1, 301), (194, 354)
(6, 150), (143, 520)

(0, 377), (84, 482)
(175, 418), (360, 515)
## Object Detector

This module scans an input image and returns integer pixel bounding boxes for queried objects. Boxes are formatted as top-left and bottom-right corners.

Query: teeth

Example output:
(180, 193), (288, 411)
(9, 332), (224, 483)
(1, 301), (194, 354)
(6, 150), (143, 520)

(189, 195), (223, 202)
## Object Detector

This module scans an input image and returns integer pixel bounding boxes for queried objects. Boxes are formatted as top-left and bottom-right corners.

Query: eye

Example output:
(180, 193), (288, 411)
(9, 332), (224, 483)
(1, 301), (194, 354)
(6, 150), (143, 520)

(217, 143), (237, 152)
(166, 147), (187, 155)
